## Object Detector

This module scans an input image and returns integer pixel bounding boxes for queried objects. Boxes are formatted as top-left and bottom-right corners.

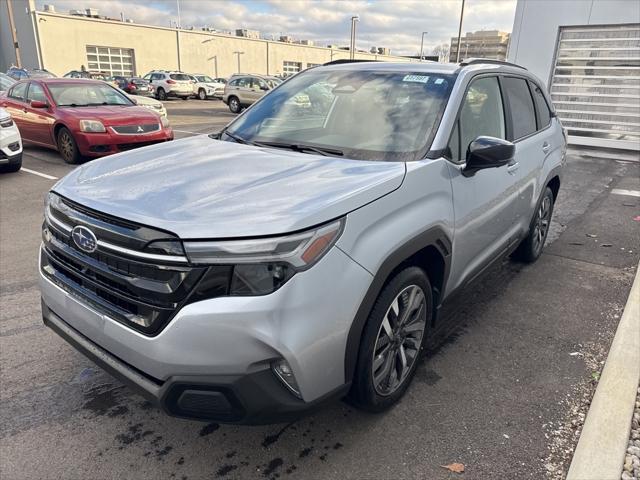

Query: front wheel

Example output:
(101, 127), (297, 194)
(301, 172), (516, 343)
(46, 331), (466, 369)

(513, 186), (555, 263)
(197, 88), (207, 100)
(228, 96), (241, 113)
(348, 266), (432, 412)
(156, 88), (167, 101)
(57, 127), (81, 164)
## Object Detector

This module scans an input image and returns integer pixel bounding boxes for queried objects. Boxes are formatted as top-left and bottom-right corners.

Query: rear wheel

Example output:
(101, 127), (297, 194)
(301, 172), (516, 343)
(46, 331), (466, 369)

(57, 127), (81, 164)
(198, 88), (207, 100)
(349, 266), (431, 412)
(156, 88), (167, 101)
(513, 186), (555, 263)
(228, 96), (241, 113)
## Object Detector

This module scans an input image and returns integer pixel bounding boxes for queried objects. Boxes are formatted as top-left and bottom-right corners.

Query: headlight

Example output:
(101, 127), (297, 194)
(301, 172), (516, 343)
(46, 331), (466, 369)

(79, 119), (106, 133)
(160, 116), (170, 128)
(184, 219), (343, 296)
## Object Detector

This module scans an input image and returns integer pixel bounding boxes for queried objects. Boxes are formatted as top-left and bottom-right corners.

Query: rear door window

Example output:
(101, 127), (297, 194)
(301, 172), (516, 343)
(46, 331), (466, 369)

(502, 76), (537, 140)
(8, 82), (27, 102)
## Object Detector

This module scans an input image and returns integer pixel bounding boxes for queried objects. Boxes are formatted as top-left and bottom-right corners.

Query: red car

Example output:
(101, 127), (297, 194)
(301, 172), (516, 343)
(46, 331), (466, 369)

(0, 78), (173, 164)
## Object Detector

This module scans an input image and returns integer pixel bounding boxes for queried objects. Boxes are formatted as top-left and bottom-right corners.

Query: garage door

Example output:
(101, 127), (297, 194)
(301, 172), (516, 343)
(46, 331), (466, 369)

(549, 24), (639, 150)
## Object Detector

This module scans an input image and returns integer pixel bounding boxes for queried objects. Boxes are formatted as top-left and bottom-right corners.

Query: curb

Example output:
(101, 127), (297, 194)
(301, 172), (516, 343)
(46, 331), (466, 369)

(566, 261), (640, 480)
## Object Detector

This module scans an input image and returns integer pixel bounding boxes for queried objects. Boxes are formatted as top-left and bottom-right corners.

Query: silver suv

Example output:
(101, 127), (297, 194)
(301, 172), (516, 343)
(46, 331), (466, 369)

(40, 60), (565, 423)
(222, 74), (282, 113)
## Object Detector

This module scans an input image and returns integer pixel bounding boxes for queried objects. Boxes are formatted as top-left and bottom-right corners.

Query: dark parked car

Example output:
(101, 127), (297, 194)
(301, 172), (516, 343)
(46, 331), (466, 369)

(112, 76), (154, 96)
(6, 67), (56, 80)
(0, 78), (173, 163)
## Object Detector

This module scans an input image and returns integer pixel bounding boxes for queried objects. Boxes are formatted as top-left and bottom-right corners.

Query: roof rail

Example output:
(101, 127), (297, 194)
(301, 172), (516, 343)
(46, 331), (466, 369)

(459, 58), (527, 70)
(323, 59), (380, 66)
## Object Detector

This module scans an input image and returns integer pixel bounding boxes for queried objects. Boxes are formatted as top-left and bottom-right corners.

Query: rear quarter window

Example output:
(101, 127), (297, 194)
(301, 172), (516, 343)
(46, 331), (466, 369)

(529, 81), (552, 129)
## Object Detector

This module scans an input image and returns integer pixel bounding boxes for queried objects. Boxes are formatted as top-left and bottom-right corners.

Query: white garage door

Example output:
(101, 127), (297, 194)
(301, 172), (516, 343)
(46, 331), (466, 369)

(549, 24), (639, 150)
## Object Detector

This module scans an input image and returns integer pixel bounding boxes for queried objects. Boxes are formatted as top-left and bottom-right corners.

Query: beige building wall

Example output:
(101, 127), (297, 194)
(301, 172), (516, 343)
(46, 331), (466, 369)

(31, 11), (415, 78)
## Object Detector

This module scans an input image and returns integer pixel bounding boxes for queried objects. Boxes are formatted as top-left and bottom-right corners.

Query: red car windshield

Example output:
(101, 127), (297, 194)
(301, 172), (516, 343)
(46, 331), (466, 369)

(48, 83), (134, 107)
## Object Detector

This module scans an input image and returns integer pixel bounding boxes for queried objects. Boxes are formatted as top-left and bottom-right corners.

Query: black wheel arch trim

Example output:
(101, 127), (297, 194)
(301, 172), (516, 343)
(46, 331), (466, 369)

(344, 226), (452, 384)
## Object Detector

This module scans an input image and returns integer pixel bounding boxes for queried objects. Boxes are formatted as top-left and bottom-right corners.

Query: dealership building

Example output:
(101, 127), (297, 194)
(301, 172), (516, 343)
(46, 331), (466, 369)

(508, 0), (639, 151)
(0, 1), (413, 80)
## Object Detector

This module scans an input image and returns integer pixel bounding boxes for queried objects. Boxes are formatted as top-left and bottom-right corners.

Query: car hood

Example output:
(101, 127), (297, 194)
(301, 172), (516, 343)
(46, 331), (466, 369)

(58, 105), (160, 125)
(131, 96), (162, 107)
(52, 135), (406, 239)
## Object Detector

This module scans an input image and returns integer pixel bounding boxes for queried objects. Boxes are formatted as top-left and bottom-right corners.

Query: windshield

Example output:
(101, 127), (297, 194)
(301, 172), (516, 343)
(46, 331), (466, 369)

(197, 75), (214, 82)
(48, 83), (134, 107)
(224, 69), (455, 161)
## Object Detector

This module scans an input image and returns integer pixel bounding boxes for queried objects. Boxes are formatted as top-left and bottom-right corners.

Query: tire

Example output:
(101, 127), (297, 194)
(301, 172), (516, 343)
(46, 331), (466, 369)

(513, 186), (555, 263)
(156, 88), (167, 101)
(228, 96), (241, 114)
(0, 153), (22, 173)
(348, 266), (432, 412)
(57, 127), (81, 164)
(197, 88), (207, 100)
(181, 96), (189, 101)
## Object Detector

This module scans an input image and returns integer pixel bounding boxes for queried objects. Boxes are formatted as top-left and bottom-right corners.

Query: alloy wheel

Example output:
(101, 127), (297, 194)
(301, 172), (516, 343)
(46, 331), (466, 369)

(372, 284), (427, 396)
(59, 132), (74, 161)
(532, 195), (552, 254)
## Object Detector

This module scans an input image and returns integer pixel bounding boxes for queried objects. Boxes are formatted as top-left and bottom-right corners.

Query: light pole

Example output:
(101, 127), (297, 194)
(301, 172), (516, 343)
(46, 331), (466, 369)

(203, 38), (217, 77)
(455, 0), (466, 62)
(349, 15), (359, 60)
(233, 51), (244, 73)
(176, 0), (181, 29)
(419, 31), (428, 61)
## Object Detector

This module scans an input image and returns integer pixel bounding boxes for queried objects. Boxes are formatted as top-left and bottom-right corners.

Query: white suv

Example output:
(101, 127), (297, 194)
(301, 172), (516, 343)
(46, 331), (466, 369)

(0, 107), (22, 173)
(143, 71), (192, 101)
(188, 74), (226, 100)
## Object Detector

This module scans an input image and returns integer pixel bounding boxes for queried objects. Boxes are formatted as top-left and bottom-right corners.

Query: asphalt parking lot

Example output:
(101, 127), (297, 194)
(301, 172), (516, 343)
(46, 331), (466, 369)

(1, 99), (639, 480)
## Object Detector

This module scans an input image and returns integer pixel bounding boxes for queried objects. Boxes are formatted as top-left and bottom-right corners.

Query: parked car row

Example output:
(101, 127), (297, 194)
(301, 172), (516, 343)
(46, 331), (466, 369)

(142, 70), (227, 101)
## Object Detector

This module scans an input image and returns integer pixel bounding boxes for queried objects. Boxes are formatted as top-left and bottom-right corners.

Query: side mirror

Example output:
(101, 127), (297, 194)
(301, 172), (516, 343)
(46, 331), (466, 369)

(464, 136), (515, 177)
(30, 100), (48, 109)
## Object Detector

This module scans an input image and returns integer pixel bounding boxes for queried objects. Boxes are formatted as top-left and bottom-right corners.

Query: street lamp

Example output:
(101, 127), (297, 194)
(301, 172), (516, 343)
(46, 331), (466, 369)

(455, 0), (466, 62)
(419, 31), (428, 61)
(349, 15), (360, 60)
(233, 51), (245, 73)
(203, 38), (218, 77)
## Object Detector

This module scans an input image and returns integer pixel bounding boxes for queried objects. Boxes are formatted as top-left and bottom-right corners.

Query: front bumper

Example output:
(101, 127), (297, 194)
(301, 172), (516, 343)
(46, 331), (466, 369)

(73, 127), (174, 157)
(42, 302), (349, 423)
(0, 123), (22, 163)
(40, 245), (372, 423)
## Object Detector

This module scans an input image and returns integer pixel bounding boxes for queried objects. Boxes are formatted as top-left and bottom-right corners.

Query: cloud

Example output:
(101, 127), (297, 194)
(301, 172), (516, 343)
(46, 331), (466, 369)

(38, 0), (517, 55)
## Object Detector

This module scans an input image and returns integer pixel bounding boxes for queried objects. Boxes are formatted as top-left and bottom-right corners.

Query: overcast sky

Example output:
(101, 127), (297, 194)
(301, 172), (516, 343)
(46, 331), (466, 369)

(38, 0), (517, 55)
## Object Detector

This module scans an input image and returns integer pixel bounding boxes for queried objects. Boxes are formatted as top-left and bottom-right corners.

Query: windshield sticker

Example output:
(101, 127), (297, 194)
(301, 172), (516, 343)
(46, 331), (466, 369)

(403, 75), (430, 83)
(435, 78), (444, 84)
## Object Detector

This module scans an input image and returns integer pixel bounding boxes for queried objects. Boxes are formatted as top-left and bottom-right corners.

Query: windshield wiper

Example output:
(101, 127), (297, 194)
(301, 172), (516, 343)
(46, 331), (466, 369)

(58, 103), (90, 107)
(219, 129), (254, 145)
(253, 141), (344, 157)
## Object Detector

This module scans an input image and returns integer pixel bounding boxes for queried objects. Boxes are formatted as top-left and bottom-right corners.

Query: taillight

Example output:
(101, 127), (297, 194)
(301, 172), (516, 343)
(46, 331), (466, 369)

(166, 79), (176, 84)
(129, 82), (136, 90)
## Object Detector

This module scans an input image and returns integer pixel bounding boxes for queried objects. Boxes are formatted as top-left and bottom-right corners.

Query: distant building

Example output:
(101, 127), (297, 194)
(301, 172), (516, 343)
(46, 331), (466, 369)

(508, 0), (639, 151)
(449, 30), (510, 62)
(236, 29), (260, 39)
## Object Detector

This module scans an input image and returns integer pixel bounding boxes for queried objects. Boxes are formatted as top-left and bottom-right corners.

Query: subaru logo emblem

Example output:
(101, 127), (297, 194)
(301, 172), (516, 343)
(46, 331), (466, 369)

(137, 125), (144, 133)
(71, 225), (98, 253)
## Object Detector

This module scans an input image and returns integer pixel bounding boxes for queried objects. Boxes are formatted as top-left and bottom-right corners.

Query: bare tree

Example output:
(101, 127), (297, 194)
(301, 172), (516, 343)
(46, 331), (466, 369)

(432, 43), (450, 62)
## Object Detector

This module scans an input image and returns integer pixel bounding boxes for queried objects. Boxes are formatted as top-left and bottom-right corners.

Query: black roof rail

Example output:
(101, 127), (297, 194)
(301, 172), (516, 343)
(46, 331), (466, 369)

(459, 58), (527, 70)
(323, 59), (381, 66)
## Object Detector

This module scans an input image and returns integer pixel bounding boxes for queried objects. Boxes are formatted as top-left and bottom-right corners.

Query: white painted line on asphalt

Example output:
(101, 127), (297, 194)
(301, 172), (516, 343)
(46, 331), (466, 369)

(172, 129), (202, 135)
(566, 261), (640, 480)
(21, 167), (58, 180)
(611, 188), (640, 198)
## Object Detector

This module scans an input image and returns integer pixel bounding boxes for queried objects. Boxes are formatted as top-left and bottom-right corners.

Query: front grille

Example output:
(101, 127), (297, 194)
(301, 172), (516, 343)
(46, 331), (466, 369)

(42, 193), (207, 335)
(111, 124), (160, 135)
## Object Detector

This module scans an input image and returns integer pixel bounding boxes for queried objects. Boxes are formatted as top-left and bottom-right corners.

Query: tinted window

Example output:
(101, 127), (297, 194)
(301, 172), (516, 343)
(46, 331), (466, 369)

(503, 77), (536, 139)
(169, 73), (190, 81)
(448, 76), (506, 162)
(529, 81), (551, 129)
(9, 82), (27, 101)
(27, 83), (47, 103)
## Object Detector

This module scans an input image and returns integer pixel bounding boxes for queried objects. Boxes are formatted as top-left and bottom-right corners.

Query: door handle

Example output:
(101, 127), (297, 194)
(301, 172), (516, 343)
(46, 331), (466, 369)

(542, 142), (551, 154)
(507, 162), (520, 175)
(23, 108), (28, 113)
